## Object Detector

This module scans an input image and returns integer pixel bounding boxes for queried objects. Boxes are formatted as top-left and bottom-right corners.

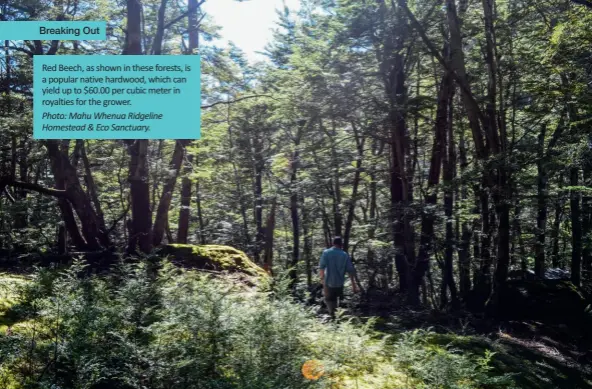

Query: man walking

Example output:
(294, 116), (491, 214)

(319, 236), (359, 319)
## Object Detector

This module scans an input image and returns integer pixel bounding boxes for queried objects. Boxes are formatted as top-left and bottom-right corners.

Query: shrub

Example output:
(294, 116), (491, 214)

(0, 260), (515, 389)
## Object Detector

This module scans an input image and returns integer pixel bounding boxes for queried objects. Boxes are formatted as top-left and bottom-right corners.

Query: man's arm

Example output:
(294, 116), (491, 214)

(319, 250), (327, 285)
(345, 255), (359, 293)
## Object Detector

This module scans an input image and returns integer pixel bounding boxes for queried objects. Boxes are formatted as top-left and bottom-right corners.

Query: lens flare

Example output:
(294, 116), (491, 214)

(302, 359), (324, 380)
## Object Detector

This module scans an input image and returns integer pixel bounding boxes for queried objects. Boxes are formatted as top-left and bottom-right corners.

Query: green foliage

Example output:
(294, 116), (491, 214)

(0, 264), (514, 389)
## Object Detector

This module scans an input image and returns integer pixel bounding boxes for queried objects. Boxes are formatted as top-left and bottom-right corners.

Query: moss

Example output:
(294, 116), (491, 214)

(161, 244), (268, 279)
(0, 273), (31, 334)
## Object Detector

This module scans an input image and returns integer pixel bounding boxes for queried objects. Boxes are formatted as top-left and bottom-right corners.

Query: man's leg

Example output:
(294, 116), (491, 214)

(323, 286), (337, 319)
(325, 297), (337, 319)
(334, 287), (344, 316)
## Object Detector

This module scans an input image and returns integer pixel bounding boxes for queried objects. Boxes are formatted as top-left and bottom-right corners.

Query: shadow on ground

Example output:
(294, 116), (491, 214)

(427, 330), (592, 389)
(353, 288), (592, 389)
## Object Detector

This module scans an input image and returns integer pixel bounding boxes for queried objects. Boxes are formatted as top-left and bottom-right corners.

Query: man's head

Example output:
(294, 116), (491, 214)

(333, 236), (343, 248)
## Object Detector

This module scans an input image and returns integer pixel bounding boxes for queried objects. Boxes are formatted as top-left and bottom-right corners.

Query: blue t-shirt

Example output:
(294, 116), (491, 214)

(319, 247), (356, 288)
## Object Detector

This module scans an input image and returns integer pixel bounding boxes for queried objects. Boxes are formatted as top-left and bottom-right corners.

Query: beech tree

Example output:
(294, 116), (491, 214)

(1, 0), (591, 309)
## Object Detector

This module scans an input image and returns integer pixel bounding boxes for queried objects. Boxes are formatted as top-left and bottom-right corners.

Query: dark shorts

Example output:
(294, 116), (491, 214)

(324, 286), (344, 302)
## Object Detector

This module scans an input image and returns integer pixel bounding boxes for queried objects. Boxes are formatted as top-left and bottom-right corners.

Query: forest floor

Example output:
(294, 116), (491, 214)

(3, 265), (592, 388)
(345, 291), (592, 389)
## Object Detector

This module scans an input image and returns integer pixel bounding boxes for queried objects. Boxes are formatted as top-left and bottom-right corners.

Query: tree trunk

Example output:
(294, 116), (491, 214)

(124, 0), (152, 253)
(176, 0), (201, 244)
(263, 199), (277, 274)
(367, 168), (378, 288)
(412, 56), (452, 306)
(125, 0), (143, 55)
(458, 119), (471, 298)
(165, 218), (173, 243)
(150, 0), (168, 55)
(80, 141), (107, 234)
(493, 177), (510, 292)
(481, 0), (512, 311)
(322, 117), (343, 239)
(535, 125), (548, 277)
(45, 141), (109, 251)
(228, 126), (251, 250)
(289, 149), (300, 285)
(44, 152), (87, 250)
(177, 154), (192, 244)
(384, 1), (413, 298)
(570, 167), (582, 286)
(442, 79), (458, 309)
(152, 0), (196, 246)
(252, 135), (265, 263)
(153, 140), (188, 246)
(475, 179), (493, 305)
(5, 43), (27, 231)
(510, 200), (522, 267)
(582, 161), (592, 278)
(188, 0), (200, 52)
(302, 201), (312, 287)
(14, 138), (28, 229)
(322, 214), (331, 248)
(195, 168), (206, 244)
(343, 123), (365, 252)
(472, 185), (482, 287)
(444, 0), (487, 159)
(125, 140), (153, 254)
(551, 194), (564, 268)
(56, 194), (88, 250)
(152, 140), (164, 212)
(57, 224), (67, 254)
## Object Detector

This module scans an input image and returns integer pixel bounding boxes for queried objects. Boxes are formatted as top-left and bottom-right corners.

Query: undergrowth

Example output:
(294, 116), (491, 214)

(0, 259), (516, 389)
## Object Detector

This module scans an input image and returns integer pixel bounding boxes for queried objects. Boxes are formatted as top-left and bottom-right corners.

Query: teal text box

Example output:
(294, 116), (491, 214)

(34, 55), (201, 140)
(0, 21), (106, 40)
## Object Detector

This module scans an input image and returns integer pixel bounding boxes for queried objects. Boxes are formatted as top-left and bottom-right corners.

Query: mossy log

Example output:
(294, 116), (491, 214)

(158, 244), (268, 279)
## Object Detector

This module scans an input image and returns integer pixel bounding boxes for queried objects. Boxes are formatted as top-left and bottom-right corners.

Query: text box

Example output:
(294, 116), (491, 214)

(34, 55), (201, 139)
(0, 21), (106, 40)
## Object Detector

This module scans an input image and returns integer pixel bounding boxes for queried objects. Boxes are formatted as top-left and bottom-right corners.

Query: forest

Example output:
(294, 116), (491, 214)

(1, 0), (592, 388)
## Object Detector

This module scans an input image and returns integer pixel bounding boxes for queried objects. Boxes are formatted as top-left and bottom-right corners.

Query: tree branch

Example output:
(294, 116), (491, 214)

(0, 178), (68, 198)
(3, 188), (16, 203)
(8, 44), (35, 57)
(163, 0), (206, 30)
(201, 95), (277, 109)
